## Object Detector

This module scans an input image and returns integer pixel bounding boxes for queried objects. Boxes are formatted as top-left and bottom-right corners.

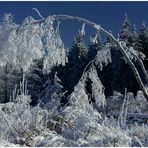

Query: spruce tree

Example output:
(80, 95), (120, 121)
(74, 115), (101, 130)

(114, 17), (141, 94)
(138, 22), (148, 69)
(0, 63), (22, 103)
(60, 31), (88, 97)
(119, 13), (133, 46)
(26, 58), (45, 106)
(38, 71), (63, 110)
(68, 30), (87, 62)
(131, 24), (143, 52)
(26, 58), (64, 106)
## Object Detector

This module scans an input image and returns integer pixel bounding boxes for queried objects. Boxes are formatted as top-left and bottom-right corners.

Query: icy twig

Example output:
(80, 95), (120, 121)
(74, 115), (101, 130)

(1, 112), (17, 139)
(134, 136), (144, 147)
(56, 115), (85, 137)
(32, 8), (45, 19)
(84, 126), (91, 140)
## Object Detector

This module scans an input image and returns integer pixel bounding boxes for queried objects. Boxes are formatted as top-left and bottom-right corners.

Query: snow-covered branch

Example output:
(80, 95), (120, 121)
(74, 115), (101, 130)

(32, 8), (45, 19)
(39, 14), (148, 100)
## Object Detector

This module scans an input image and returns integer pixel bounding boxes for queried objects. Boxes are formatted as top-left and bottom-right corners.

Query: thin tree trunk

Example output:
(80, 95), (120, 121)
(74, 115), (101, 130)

(4, 63), (8, 103)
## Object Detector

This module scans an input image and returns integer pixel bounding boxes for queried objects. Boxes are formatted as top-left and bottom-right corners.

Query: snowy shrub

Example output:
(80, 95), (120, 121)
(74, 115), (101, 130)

(0, 77), (66, 146)
(90, 118), (132, 147)
(38, 72), (63, 110)
(0, 139), (20, 147)
(128, 123), (148, 146)
(107, 91), (148, 114)
(135, 90), (148, 113)
(34, 131), (78, 147)
(106, 91), (123, 113)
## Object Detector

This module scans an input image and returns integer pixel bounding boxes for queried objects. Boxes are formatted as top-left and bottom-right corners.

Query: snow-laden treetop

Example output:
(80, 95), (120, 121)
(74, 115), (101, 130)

(0, 13), (67, 73)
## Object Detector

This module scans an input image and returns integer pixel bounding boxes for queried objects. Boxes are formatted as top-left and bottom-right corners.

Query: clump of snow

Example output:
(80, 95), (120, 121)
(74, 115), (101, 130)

(34, 131), (77, 147)
(95, 45), (112, 70)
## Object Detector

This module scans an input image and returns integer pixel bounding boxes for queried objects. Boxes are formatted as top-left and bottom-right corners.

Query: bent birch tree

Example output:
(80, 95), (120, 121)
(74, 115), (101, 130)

(20, 14), (148, 101)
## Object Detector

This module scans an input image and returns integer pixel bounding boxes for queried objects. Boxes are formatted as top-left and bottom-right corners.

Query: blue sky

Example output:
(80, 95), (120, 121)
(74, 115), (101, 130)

(0, 1), (148, 47)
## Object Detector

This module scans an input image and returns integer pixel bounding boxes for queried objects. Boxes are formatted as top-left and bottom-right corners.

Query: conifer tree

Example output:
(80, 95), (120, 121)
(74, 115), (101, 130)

(26, 58), (45, 105)
(0, 63), (23, 103)
(115, 17), (141, 94)
(120, 15), (142, 52)
(60, 31), (88, 96)
(138, 22), (148, 69)
(26, 58), (64, 106)
(131, 24), (143, 52)
(68, 30), (87, 62)
(38, 71), (63, 110)
(119, 13), (133, 46)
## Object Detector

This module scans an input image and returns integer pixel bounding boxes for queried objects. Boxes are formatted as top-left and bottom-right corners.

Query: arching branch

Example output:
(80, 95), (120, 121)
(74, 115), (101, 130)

(52, 15), (148, 100)
(15, 14), (148, 101)
(127, 46), (148, 83)
(32, 8), (45, 19)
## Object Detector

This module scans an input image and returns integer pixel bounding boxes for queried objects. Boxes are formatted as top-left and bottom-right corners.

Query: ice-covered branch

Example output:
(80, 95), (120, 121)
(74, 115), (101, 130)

(48, 15), (148, 100)
(80, 23), (86, 35)
(32, 8), (45, 19)
(128, 46), (148, 83)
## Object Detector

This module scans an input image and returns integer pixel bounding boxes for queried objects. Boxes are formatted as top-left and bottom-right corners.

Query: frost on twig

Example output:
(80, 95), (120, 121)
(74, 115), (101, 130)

(90, 31), (100, 44)
(80, 23), (86, 36)
(93, 24), (101, 31)
(32, 8), (45, 19)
